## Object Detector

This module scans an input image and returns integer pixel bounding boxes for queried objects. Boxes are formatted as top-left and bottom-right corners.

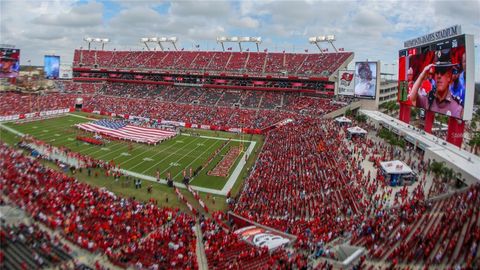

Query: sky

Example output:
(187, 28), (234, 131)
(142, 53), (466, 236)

(0, 0), (479, 81)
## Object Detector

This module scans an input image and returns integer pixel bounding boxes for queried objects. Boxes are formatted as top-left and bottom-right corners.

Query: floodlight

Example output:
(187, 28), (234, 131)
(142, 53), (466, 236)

(317, 36), (326, 41)
(102, 38), (110, 42)
(326, 35), (335, 41)
(308, 37), (317, 43)
(141, 38), (149, 42)
(159, 37), (167, 42)
(217, 36), (227, 42)
(150, 37), (158, 42)
(84, 37), (93, 42)
(239, 37), (250, 42)
(167, 37), (177, 42)
(230, 36), (239, 42)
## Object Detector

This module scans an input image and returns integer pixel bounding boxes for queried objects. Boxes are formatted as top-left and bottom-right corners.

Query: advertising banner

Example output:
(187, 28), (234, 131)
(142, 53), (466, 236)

(234, 225), (291, 251)
(337, 70), (354, 96)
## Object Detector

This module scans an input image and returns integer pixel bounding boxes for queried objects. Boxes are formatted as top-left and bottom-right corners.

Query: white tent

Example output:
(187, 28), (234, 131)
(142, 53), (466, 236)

(347, 126), (367, 135)
(335, 116), (352, 124)
(380, 160), (413, 175)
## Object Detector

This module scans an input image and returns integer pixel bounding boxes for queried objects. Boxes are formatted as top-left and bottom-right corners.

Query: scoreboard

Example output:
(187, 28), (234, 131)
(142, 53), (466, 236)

(399, 35), (466, 58)
(398, 34), (475, 120)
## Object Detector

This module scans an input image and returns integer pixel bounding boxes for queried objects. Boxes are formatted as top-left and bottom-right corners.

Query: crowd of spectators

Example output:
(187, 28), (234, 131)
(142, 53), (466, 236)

(0, 92), (79, 116)
(73, 49), (353, 76)
(1, 223), (73, 269)
(0, 143), (197, 269)
(351, 184), (479, 268)
(232, 114), (477, 269)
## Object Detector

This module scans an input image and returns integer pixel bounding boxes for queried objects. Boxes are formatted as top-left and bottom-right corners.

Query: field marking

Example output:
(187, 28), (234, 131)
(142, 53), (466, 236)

(143, 157), (154, 161)
(67, 138), (74, 141)
(172, 140), (221, 180)
(101, 147), (110, 151)
(156, 138), (209, 176)
(67, 113), (99, 120)
(0, 123), (25, 136)
(125, 137), (197, 171)
(117, 141), (171, 166)
(120, 152), (131, 156)
(96, 143), (130, 159)
(7, 117), (86, 144)
(140, 137), (202, 174)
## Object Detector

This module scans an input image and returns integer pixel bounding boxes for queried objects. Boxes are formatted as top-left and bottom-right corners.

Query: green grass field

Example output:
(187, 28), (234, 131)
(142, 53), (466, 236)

(1, 113), (263, 192)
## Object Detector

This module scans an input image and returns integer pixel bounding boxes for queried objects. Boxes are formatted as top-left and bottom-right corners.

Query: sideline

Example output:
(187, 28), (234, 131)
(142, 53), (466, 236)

(67, 113), (98, 120)
(221, 141), (256, 194)
(0, 123), (25, 137)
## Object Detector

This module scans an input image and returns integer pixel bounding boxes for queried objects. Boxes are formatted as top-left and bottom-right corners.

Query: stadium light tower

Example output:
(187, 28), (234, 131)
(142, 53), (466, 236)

(216, 36), (262, 52)
(216, 36), (227, 51)
(308, 35), (337, 53)
(142, 36), (178, 51)
(167, 37), (178, 51)
(141, 38), (151, 51)
(84, 37), (110, 50)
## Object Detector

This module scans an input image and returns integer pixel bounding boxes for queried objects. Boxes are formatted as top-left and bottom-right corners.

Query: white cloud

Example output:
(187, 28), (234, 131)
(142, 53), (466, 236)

(230, 17), (260, 29)
(32, 1), (103, 27)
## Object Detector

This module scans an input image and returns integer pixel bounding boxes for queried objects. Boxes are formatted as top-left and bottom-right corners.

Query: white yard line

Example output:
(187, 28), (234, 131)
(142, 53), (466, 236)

(140, 137), (202, 173)
(118, 145), (157, 165)
(157, 138), (207, 176)
(172, 140), (221, 180)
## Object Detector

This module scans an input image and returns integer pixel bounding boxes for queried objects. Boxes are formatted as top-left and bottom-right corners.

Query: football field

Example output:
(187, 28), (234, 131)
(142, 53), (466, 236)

(1, 113), (262, 193)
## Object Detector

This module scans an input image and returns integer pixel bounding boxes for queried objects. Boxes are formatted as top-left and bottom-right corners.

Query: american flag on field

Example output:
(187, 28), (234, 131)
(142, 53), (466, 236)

(77, 119), (176, 144)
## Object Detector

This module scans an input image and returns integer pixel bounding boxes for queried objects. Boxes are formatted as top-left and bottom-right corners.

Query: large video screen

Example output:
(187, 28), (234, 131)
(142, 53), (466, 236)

(398, 34), (473, 120)
(0, 48), (20, 78)
(44, 55), (60, 79)
(354, 62), (377, 98)
(337, 70), (354, 96)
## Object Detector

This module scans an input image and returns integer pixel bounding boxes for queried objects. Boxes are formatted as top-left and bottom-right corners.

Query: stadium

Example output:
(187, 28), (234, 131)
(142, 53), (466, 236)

(1, 1), (480, 270)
